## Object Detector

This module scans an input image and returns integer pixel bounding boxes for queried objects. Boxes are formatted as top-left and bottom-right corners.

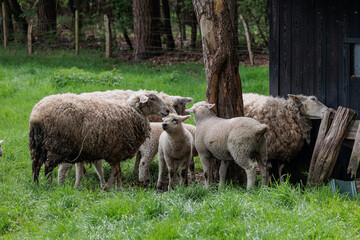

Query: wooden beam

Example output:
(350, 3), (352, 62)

(347, 123), (360, 178)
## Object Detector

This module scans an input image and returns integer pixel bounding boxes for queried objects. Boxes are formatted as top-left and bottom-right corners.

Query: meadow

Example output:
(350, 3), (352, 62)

(0, 46), (359, 239)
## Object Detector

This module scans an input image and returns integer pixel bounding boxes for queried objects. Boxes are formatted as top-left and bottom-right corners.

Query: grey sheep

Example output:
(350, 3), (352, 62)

(243, 93), (328, 178)
(57, 89), (193, 187)
(134, 122), (197, 185)
(29, 91), (170, 189)
(156, 114), (193, 190)
(0, 140), (4, 157)
(187, 101), (270, 190)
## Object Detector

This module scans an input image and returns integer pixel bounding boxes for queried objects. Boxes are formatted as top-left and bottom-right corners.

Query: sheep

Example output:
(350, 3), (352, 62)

(135, 122), (197, 185)
(29, 90), (170, 189)
(0, 140), (4, 157)
(57, 89), (193, 187)
(186, 101), (270, 190)
(135, 122), (198, 185)
(242, 93), (328, 179)
(156, 114), (193, 190)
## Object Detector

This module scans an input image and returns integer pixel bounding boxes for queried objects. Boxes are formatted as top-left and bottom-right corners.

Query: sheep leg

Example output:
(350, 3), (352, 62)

(115, 163), (122, 189)
(75, 162), (85, 188)
(180, 159), (189, 186)
(44, 151), (62, 184)
(156, 150), (166, 189)
(132, 151), (141, 175)
(233, 156), (256, 190)
(93, 160), (106, 188)
(256, 143), (270, 186)
(139, 148), (158, 184)
(58, 163), (73, 185)
(103, 162), (121, 190)
(168, 167), (176, 190)
(257, 161), (270, 186)
(219, 160), (230, 187)
(188, 157), (196, 183)
(278, 162), (285, 182)
(199, 153), (212, 187)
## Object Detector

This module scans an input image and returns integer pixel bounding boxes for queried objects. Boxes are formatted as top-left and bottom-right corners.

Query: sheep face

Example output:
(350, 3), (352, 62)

(288, 94), (328, 119)
(186, 101), (215, 123)
(171, 97), (194, 116)
(134, 92), (170, 117)
(0, 140), (3, 157)
(162, 114), (190, 133)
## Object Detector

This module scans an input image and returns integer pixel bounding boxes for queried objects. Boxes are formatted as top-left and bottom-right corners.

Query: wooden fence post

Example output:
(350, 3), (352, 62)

(307, 107), (356, 186)
(240, 14), (254, 66)
(104, 14), (111, 58)
(75, 10), (79, 55)
(2, 2), (6, 49)
(27, 18), (33, 54)
(347, 124), (360, 178)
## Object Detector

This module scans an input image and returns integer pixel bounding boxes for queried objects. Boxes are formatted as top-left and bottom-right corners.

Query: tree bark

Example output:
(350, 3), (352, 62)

(6, 0), (27, 37)
(133, 0), (162, 60)
(190, 10), (197, 48)
(37, 0), (57, 39)
(239, 14), (254, 65)
(161, 0), (175, 50)
(193, 0), (245, 183)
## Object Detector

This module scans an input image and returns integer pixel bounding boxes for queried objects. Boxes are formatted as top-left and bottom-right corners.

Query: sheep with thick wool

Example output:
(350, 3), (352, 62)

(242, 93), (328, 178)
(57, 89), (193, 187)
(156, 114), (193, 190)
(187, 101), (270, 190)
(29, 91), (170, 189)
(133, 122), (197, 185)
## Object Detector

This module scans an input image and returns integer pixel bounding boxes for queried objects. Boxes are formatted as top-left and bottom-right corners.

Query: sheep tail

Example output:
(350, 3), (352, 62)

(29, 122), (46, 184)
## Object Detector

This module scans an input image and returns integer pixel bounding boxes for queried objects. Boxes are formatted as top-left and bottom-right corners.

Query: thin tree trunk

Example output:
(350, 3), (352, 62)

(240, 14), (254, 66)
(193, 0), (244, 183)
(37, 0), (57, 40)
(162, 0), (175, 50)
(190, 10), (197, 48)
(123, 29), (133, 51)
(6, 0), (27, 37)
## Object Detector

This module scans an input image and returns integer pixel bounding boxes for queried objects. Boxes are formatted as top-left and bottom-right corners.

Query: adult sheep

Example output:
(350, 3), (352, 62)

(187, 101), (270, 190)
(242, 93), (328, 179)
(29, 91), (170, 189)
(57, 89), (193, 187)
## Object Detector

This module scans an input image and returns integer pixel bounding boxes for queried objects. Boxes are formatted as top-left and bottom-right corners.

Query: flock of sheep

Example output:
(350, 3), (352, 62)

(13, 88), (328, 190)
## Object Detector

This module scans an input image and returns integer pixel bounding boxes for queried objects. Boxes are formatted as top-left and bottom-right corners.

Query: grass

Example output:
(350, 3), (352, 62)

(1, 45), (360, 239)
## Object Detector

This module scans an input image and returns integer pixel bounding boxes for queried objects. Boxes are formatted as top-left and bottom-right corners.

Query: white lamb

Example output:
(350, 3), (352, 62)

(187, 101), (270, 189)
(156, 114), (193, 190)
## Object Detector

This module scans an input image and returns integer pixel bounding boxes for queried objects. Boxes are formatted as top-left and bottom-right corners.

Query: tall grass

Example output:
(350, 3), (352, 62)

(1, 47), (359, 239)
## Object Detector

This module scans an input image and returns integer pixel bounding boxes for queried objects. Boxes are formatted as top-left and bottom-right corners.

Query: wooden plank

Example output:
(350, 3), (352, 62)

(307, 107), (356, 186)
(291, 0), (303, 94)
(347, 123), (360, 178)
(269, 0), (280, 96)
(307, 109), (334, 184)
(279, 0), (292, 96)
(345, 120), (360, 140)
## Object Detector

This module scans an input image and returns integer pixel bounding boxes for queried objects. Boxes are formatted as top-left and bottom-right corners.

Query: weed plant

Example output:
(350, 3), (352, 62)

(1, 46), (359, 239)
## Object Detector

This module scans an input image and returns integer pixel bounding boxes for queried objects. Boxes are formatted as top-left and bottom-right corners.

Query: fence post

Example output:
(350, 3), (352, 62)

(75, 10), (79, 55)
(104, 14), (111, 58)
(27, 18), (33, 54)
(2, 2), (6, 49)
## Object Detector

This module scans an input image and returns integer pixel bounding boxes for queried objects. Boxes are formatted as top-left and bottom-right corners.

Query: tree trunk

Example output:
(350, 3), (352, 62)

(193, 0), (245, 183)
(190, 10), (197, 48)
(240, 14), (254, 65)
(123, 29), (133, 51)
(161, 0), (175, 50)
(37, 0), (57, 40)
(133, 0), (162, 60)
(6, 0), (27, 37)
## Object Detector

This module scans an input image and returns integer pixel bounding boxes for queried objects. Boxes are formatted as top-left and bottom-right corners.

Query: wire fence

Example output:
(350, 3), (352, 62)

(0, 6), (269, 64)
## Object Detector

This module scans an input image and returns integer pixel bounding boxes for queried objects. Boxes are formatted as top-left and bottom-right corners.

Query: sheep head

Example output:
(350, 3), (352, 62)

(186, 101), (215, 124)
(129, 91), (170, 117)
(171, 96), (194, 116)
(288, 94), (328, 119)
(161, 114), (191, 133)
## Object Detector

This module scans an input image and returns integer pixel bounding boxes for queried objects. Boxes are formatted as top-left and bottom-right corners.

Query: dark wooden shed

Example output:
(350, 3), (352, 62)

(268, 0), (360, 182)
(269, 0), (360, 115)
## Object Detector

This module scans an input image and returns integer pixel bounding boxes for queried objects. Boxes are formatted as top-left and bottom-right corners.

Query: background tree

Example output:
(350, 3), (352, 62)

(192, 0), (244, 182)
(37, 0), (57, 40)
(161, 0), (175, 50)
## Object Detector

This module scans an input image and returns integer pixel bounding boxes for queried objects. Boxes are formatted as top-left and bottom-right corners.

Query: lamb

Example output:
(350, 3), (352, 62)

(136, 122), (198, 185)
(186, 101), (270, 190)
(156, 114), (193, 190)
(57, 89), (193, 187)
(29, 90), (170, 189)
(0, 140), (4, 157)
(242, 93), (328, 179)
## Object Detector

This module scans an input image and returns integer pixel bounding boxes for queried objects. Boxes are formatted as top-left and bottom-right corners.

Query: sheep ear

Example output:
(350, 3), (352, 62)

(140, 95), (149, 103)
(0, 140), (3, 145)
(185, 108), (194, 113)
(179, 115), (191, 122)
(288, 94), (297, 100)
(207, 103), (215, 109)
(181, 97), (194, 103)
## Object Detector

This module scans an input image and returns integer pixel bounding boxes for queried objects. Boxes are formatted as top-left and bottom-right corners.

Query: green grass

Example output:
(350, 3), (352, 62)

(1, 46), (360, 239)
